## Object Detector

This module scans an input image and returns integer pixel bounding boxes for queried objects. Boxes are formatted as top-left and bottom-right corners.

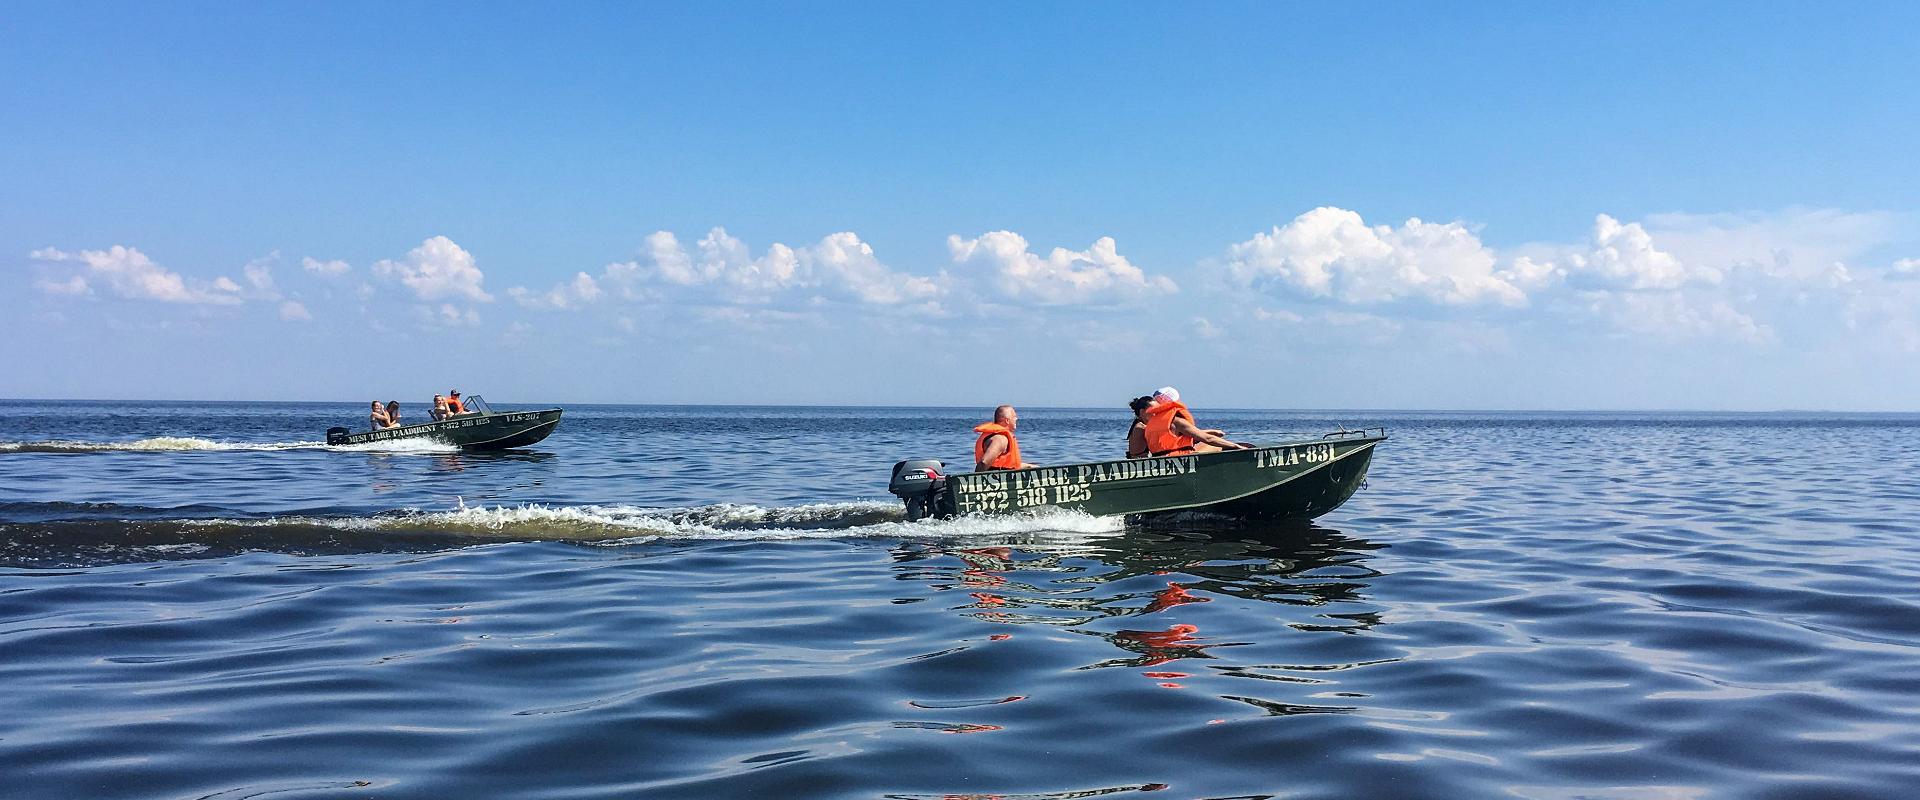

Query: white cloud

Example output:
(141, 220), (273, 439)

(1220, 206), (1920, 346)
(1251, 306), (1304, 324)
(373, 236), (492, 302)
(1637, 209), (1900, 283)
(278, 300), (312, 321)
(240, 253), (282, 300)
(244, 263), (275, 293)
(1224, 208), (1527, 306)
(602, 228), (943, 307)
(1844, 282), (1920, 352)
(812, 232), (945, 304)
(1565, 214), (1699, 290)
(1587, 291), (1770, 343)
(948, 231), (1175, 306)
(693, 306), (827, 334)
(30, 245), (243, 305)
(302, 257), (352, 277)
(413, 303), (481, 327)
(35, 275), (91, 296)
(509, 272), (602, 310)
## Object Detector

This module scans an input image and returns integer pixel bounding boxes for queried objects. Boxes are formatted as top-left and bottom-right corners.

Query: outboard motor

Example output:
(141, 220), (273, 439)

(888, 459), (952, 521)
(326, 426), (350, 446)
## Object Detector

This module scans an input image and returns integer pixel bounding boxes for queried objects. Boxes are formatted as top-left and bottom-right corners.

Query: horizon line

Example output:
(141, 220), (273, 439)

(0, 397), (1913, 415)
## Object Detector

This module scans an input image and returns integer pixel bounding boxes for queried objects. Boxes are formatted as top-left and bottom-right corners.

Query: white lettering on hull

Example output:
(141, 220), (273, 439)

(951, 443), (1344, 515)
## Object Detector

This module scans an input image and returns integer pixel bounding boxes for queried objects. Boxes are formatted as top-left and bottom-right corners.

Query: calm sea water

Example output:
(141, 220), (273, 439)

(2, 401), (1919, 799)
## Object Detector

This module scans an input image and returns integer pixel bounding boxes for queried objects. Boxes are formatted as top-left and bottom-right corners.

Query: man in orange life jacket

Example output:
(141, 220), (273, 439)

(973, 405), (1037, 471)
(1142, 386), (1248, 456)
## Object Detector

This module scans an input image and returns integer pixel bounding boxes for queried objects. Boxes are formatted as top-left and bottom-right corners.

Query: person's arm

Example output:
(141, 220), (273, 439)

(976, 434), (1008, 471)
(1173, 417), (1249, 450)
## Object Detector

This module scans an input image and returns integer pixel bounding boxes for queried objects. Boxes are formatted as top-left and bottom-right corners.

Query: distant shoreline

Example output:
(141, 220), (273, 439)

(0, 398), (1913, 416)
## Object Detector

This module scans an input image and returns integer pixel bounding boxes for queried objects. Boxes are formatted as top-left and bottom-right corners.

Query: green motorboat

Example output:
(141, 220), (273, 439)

(887, 429), (1384, 521)
(327, 395), (563, 451)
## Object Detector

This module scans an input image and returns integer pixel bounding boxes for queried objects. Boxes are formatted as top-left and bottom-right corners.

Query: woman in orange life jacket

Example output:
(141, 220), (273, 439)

(447, 389), (466, 415)
(973, 404), (1037, 471)
(1142, 386), (1249, 456)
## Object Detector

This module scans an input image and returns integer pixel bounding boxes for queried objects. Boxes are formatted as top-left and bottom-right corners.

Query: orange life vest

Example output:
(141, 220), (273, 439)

(1143, 401), (1196, 456)
(973, 422), (1022, 470)
(447, 397), (465, 414)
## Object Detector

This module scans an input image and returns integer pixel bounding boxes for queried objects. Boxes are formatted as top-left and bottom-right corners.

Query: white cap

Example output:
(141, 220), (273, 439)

(1153, 386), (1180, 403)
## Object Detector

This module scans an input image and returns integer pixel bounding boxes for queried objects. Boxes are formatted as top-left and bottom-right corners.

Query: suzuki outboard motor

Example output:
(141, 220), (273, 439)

(888, 459), (953, 521)
(326, 426), (350, 446)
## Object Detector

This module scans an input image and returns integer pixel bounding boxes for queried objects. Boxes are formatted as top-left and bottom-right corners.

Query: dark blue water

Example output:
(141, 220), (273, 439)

(3, 401), (1919, 799)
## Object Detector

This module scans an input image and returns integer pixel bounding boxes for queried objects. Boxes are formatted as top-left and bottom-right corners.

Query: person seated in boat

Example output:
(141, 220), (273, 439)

(384, 400), (402, 428)
(1142, 387), (1248, 456)
(1126, 396), (1153, 459)
(447, 389), (467, 415)
(430, 395), (451, 421)
(370, 399), (397, 429)
(974, 405), (1036, 471)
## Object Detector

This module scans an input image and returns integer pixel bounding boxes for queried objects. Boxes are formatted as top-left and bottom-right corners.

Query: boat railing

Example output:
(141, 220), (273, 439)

(1321, 426), (1388, 440)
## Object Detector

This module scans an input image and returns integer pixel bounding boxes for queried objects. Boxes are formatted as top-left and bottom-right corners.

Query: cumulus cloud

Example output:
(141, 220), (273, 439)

(373, 236), (492, 302)
(302, 257), (351, 277)
(1224, 208), (1528, 306)
(278, 300), (312, 321)
(1565, 215), (1699, 290)
(948, 232), (1175, 306)
(1220, 205), (1920, 345)
(600, 228), (943, 307)
(30, 245), (243, 305)
(509, 272), (602, 310)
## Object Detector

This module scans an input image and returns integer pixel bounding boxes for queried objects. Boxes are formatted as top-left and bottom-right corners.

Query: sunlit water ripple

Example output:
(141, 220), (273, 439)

(2, 401), (1918, 799)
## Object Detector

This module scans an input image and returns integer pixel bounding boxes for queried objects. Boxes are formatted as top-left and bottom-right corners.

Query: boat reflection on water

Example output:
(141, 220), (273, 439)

(891, 519), (1388, 685)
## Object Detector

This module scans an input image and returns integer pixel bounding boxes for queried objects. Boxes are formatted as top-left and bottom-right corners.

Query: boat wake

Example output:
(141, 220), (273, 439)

(0, 501), (1122, 567)
(0, 437), (459, 454)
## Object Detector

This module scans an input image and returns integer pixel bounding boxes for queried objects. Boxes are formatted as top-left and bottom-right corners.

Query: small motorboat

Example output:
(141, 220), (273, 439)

(887, 429), (1384, 521)
(327, 395), (563, 451)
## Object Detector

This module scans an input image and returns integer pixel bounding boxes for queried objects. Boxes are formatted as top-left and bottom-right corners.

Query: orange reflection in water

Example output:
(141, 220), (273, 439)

(1142, 582), (1209, 614)
(1111, 623), (1209, 667)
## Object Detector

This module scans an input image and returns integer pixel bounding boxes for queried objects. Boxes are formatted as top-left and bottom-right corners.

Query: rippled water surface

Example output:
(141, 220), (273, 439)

(3, 401), (1919, 799)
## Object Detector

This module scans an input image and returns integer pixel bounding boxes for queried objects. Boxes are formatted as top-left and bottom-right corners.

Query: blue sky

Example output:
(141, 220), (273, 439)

(5, 3), (1919, 409)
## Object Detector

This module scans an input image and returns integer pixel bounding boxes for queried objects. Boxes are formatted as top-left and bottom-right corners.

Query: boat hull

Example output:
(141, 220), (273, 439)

(939, 432), (1383, 520)
(327, 409), (563, 451)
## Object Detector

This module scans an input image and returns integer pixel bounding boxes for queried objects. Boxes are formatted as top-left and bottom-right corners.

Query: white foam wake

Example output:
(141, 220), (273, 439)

(186, 501), (1122, 544)
(1, 437), (456, 454)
